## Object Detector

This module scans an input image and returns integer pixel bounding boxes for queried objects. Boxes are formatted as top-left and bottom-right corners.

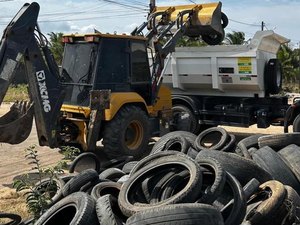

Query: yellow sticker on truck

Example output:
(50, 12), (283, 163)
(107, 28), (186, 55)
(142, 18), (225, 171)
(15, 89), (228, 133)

(238, 57), (252, 74)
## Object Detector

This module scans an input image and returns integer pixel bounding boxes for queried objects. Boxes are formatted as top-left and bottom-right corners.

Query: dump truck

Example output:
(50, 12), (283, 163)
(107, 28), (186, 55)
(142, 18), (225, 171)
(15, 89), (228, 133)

(0, 2), (227, 158)
(164, 30), (300, 134)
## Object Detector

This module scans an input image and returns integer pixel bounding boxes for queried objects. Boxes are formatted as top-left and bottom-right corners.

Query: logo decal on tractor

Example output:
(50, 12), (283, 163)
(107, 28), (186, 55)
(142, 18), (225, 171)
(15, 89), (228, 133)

(36, 70), (51, 112)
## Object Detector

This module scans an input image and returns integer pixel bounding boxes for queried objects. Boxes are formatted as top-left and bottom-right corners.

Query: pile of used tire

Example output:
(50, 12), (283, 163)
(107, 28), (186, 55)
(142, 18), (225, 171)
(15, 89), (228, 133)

(4, 128), (300, 225)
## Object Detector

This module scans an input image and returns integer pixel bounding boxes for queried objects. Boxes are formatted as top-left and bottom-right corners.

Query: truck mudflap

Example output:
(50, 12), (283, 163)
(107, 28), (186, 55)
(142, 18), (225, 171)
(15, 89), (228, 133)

(0, 101), (33, 144)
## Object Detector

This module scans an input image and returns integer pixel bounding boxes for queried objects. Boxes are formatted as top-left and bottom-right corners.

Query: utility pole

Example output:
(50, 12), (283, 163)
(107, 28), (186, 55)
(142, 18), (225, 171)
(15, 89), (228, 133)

(261, 21), (264, 31)
(150, 0), (155, 13)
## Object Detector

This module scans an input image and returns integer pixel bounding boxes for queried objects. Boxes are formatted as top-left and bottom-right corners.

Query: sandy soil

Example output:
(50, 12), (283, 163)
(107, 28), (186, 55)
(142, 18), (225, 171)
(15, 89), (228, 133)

(0, 102), (291, 188)
(0, 103), (63, 188)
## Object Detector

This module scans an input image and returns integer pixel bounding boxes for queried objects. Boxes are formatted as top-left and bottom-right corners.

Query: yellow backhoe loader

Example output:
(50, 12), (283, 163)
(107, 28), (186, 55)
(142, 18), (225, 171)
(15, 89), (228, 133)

(0, 2), (227, 158)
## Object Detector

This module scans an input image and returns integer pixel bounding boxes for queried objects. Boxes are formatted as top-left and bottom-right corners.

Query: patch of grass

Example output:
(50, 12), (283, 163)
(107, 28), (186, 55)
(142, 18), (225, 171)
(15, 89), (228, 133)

(3, 84), (29, 102)
(0, 188), (29, 221)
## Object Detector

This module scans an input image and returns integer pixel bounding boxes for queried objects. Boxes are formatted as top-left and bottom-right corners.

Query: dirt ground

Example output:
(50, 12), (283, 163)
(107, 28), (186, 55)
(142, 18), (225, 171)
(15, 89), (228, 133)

(0, 103), (63, 189)
(0, 102), (291, 189)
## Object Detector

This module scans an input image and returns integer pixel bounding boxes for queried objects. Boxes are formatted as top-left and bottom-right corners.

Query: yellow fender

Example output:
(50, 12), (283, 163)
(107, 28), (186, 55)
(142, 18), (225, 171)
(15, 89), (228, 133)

(104, 92), (147, 121)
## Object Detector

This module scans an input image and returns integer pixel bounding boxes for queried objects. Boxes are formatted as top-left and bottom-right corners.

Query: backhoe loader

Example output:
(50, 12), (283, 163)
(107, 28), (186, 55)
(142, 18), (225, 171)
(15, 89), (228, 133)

(0, 2), (227, 159)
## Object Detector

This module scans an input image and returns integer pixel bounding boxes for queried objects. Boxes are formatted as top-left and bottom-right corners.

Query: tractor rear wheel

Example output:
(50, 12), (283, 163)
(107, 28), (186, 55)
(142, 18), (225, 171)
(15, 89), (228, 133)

(103, 106), (150, 159)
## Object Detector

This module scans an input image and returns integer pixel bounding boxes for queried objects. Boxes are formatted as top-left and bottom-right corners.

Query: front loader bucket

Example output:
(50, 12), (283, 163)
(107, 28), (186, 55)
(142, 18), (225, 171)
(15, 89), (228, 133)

(0, 101), (33, 144)
(152, 2), (225, 37)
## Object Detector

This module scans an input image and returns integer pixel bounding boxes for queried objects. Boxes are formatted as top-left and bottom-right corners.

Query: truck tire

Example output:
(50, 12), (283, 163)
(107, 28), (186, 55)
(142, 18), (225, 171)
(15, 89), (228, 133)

(103, 106), (150, 159)
(171, 105), (200, 134)
(264, 58), (282, 95)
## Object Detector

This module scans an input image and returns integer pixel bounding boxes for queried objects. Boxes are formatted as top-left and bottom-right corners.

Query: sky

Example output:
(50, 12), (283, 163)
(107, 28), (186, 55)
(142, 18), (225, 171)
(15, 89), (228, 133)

(0, 0), (299, 47)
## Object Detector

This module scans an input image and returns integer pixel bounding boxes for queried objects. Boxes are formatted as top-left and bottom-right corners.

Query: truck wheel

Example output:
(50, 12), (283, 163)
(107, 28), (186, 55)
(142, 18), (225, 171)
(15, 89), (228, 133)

(172, 105), (200, 134)
(264, 58), (282, 95)
(103, 106), (150, 159)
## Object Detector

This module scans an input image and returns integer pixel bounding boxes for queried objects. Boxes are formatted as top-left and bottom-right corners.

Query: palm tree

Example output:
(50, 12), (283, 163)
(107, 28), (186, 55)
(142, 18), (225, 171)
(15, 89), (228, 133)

(225, 31), (245, 45)
(48, 32), (64, 65)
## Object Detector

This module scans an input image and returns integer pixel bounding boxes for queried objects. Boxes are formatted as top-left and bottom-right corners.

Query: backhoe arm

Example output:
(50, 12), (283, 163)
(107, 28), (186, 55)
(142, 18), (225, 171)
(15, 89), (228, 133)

(0, 2), (64, 147)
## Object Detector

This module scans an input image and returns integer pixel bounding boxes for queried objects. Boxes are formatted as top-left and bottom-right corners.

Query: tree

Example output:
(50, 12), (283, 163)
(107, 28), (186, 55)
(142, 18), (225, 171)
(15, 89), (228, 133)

(225, 31), (245, 45)
(277, 44), (300, 90)
(48, 32), (64, 65)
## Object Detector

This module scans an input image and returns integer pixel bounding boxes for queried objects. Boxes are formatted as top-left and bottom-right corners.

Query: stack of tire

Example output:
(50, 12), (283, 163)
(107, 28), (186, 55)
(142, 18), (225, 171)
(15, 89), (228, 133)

(5, 129), (300, 225)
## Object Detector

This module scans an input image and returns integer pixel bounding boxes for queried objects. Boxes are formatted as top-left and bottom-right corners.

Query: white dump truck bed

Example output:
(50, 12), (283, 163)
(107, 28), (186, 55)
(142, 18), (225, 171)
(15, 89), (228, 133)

(162, 31), (289, 98)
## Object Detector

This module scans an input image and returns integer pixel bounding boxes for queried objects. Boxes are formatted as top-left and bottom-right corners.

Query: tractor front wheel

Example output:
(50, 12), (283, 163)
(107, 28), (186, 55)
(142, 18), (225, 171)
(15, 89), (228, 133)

(103, 106), (150, 159)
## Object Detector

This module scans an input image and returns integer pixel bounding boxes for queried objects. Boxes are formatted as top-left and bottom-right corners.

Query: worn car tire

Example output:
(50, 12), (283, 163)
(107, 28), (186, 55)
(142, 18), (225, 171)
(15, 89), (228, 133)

(118, 154), (202, 217)
(258, 133), (300, 151)
(62, 169), (99, 197)
(96, 194), (125, 225)
(220, 134), (236, 152)
(196, 157), (226, 204)
(236, 134), (265, 159)
(130, 151), (183, 175)
(252, 146), (300, 192)
(126, 203), (224, 225)
(122, 161), (138, 174)
(103, 106), (150, 159)
(196, 149), (272, 185)
(151, 131), (197, 154)
(33, 177), (65, 205)
(91, 181), (122, 201)
(280, 185), (300, 224)
(163, 136), (191, 154)
(278, 144), (300, 183)
(35, 192), (98, 225)
(246, 180), (287, 225)
(69, 152), (101, 174)
(195, 127), (229, 151)
(99, 168), (126, 182)
(220, 172), (247, 225)
(0, 213), (22, 225)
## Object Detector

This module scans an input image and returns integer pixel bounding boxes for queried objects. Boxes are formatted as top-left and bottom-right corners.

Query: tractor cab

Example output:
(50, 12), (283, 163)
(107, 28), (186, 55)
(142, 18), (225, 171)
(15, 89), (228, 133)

(60, 34), (152, 106)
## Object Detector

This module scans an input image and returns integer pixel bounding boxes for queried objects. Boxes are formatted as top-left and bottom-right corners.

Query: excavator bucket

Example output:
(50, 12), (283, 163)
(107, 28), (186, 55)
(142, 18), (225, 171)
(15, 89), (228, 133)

(0, 101), (33, 144)
(0, 3), (42, 145)
(152, 2), (225, 37)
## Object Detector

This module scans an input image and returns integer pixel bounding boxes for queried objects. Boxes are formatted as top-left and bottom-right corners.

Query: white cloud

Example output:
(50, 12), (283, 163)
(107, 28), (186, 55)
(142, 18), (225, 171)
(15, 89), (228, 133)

(0, 0), (299, 47)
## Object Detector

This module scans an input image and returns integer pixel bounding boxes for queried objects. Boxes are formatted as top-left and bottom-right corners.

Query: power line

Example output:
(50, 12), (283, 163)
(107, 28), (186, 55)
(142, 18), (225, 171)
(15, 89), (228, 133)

(186, 0), (196, 4)
(99, 0), (148, 11)
(0, 12), (146, 25)
(229, 19), (261, 27)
